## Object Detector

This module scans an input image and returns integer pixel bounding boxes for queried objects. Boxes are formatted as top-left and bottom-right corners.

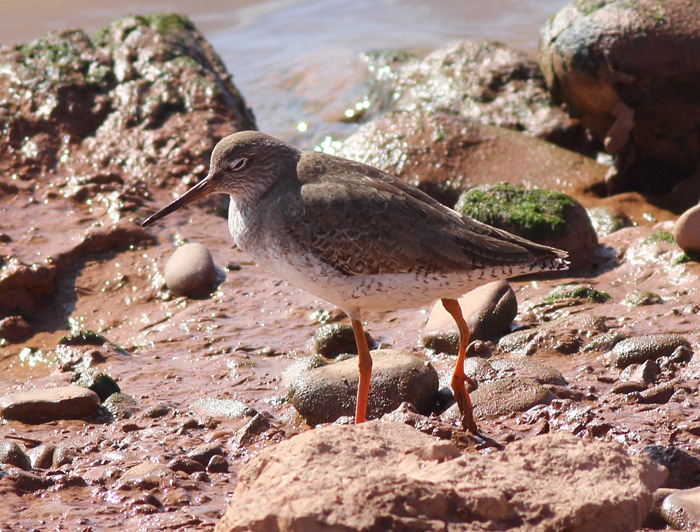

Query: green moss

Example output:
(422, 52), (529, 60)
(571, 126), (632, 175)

(543, 284), (611, 305)
(674, 251), (700, 265)
(574, 0), (608, 15)
(623, 289), (662, 306)
(142, 13), (195, 34)
(455, 183), (577, 240)
(58, 329), (130, 355)
(587, 207), (628, 236)
(59, 329), (108, 346)
(74, 372), (121, 402)
(642, 230), (676, 245)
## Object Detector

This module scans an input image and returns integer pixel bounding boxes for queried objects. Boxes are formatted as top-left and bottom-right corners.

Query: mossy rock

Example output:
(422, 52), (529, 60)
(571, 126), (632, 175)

(543, 284), (612, 306)
(74, 372), (121, 402)
(455, 183), (598, 266)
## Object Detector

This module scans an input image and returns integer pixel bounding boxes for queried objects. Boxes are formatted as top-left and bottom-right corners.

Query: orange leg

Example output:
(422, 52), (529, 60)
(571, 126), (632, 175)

(351, 317), (373, 424)
(441, 298), (478, 433)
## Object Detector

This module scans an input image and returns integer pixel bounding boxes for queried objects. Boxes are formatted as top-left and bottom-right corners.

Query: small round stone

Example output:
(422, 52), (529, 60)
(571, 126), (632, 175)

(0, 315), (33, 343)
(674, 204), (700, 255)
(207, 454), (229, 473)
(164, 242), (218, 298)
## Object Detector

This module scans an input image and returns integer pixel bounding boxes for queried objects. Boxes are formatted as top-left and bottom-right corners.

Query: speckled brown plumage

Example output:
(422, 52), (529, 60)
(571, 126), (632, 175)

(283, 151), (567, 276)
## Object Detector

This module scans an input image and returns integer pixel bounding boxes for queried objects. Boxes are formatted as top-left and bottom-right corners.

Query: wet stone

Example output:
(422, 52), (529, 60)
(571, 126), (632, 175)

(233, 413), (273, 447)
(187, 443), (224, 467)
(288, 349), (439, 426)
(423, 280), (517, 355)
(0, 386), (100, 423)
(0, 315), (33, 343)
(52, 446), (76, 468)
(540, 0), (700, 191)
(0, 441), (31, 471)
(471, 377), (554, 419)
(10, 470), (45, 493)
(360, 40), (586, 149)
(312, 323), (374, 358)
(443, 376), (554, 422)
(583, 331), (626, 352)
(117, 461), (178, 490)
(638, 380), (678, 404)
(164, 242), (218, 298)
(73, 372), (121, 402)
(587, 206), (630, 236)
(489, 358), (566, 386)
(140, 403), (171, 418)
(28, 444), (56, 469)
(168, 456), (206, 474)
(499, 314), (608, 356)
(338, 110), (606, 208)
(207, 455), (229, 473)
(644, 445), (700, 489)
(102, 392), (138, 419)
(674, 204), (700, 255)
(661, 486), (700, 530)
(621, 360), (660, 385)
(542, 284), (611, 306)
(623, 289), (662, 307)
(607, 334), (692, 369)
(611, 381), (647, 394)
(190, 397), (257, 420)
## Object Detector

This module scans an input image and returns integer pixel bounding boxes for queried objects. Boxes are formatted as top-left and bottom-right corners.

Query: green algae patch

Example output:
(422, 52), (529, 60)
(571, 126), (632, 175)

(455, 183), (578, 242)
(543, 284), (611, 305)
(59, 329), (130, 356)
(74, 372), (121, 402)
(642, 231), (676, 246)
(59, 329), (108, 346)
(623, 289), (662, 306)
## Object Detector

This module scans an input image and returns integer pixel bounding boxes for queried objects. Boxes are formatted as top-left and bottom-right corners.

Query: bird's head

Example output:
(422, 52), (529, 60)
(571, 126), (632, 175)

(141, 131), (300, 227)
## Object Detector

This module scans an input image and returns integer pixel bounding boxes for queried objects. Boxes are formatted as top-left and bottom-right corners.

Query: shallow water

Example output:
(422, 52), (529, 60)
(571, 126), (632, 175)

(0, 0), (569, 142)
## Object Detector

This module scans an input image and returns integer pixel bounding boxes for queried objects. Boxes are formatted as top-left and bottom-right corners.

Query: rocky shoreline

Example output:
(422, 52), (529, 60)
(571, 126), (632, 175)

(1, 2), (700, 530)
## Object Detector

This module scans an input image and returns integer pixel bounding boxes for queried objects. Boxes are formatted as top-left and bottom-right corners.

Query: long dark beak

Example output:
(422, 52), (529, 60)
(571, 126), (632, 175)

(141, 176), (216, 227)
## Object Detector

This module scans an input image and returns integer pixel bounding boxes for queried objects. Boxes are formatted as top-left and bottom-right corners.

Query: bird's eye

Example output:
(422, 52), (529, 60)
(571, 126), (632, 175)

(229, 157), (247, 171)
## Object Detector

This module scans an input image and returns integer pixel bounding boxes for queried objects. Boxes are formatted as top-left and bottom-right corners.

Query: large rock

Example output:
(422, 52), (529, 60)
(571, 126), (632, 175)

(0, 14), (255, 321)
(339, 111), (606, 207)
(215, 421), (667, 532)
(287, 349), (439, 425)
(363, 40), (592, 152)
(540, 0), (700, 193)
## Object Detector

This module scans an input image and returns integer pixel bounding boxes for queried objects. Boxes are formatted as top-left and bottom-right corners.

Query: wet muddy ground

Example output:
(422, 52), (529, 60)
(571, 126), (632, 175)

(2, 181), (699, 530)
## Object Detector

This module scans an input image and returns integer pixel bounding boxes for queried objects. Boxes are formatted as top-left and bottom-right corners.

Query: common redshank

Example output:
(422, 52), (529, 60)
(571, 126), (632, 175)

(142, 131), (568, 432)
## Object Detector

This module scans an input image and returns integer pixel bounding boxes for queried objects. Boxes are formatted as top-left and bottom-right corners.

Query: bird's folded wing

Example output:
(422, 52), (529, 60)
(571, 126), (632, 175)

(280, 164), (564, 276)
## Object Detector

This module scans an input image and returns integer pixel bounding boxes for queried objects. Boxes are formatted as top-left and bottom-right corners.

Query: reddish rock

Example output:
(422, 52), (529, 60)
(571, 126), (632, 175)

(0, 386), (100, 423)
(215, 421), (667, 532)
